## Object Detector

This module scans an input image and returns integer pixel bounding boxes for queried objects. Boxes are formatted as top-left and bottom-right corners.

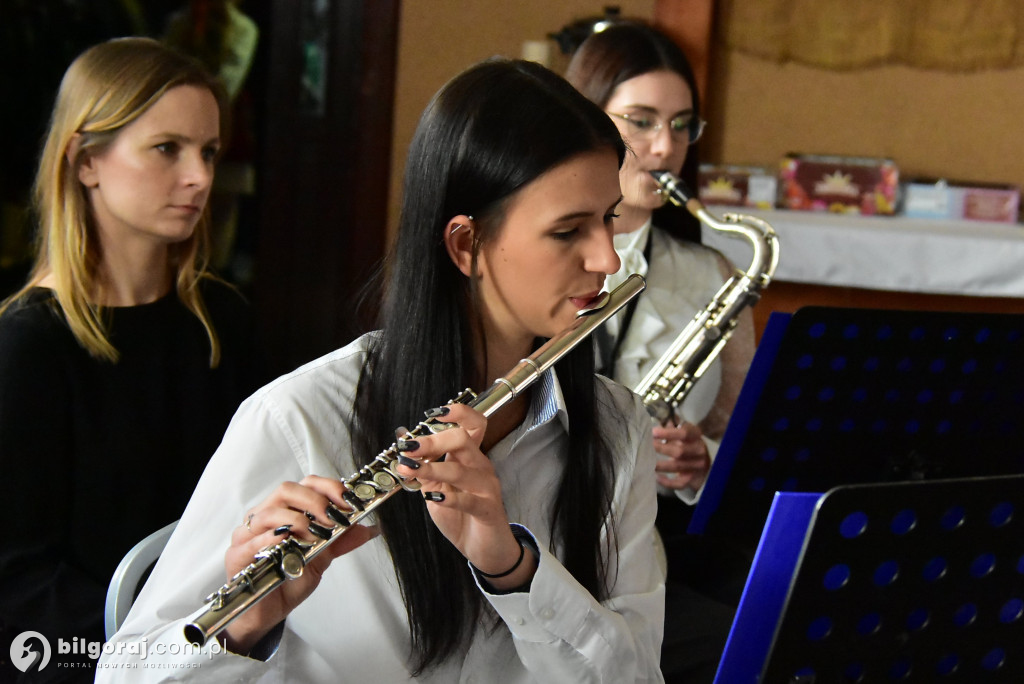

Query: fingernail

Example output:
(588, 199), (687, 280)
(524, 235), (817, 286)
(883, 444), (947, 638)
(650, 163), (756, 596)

(343, 490), (365, 511)
(396, 439), (420, 452)
(304, 511), (317, 522)
(397, 454), (421, 470)
(308, 521), (334, 540)
(424, 406), (450, 418)
(423, 491), (445, 503)
(326, 504), (350, 526)
(273, 524), (293, 536)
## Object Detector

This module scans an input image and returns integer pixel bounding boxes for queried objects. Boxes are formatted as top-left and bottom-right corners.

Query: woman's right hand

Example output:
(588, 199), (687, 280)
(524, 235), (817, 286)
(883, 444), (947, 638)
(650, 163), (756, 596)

(221, 475), (379, 654)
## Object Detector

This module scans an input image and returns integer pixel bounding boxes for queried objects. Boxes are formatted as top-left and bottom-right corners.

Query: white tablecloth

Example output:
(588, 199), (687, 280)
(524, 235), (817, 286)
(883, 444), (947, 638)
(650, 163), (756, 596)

(701, 208), (1024, 298)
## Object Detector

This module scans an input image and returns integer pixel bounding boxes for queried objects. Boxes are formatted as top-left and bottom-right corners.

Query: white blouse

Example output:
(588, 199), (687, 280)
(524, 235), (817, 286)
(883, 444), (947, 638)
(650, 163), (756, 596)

(98, 334), (665, 683)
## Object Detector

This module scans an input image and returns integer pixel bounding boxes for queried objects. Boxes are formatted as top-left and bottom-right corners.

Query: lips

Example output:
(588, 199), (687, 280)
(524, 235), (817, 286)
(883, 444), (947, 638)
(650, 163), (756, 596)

(569, 290), (605, 311)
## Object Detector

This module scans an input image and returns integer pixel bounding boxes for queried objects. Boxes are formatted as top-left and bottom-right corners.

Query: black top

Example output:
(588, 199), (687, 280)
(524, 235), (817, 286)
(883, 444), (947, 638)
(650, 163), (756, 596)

(0, 279), (263, 678)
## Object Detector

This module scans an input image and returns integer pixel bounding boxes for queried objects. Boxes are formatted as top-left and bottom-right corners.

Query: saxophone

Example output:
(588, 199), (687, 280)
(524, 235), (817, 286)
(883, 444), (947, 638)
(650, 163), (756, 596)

(183, 274), (647, 646)
(634, 171), (779, 426)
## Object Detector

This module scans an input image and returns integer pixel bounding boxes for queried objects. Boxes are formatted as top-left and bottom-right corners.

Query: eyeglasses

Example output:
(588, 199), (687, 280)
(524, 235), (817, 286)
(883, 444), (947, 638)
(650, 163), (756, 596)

(607, 111), (707, 145)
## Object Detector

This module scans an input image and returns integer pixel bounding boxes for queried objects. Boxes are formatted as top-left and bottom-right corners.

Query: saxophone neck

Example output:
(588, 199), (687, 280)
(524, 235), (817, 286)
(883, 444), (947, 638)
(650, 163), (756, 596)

(649, 170), (779, 284)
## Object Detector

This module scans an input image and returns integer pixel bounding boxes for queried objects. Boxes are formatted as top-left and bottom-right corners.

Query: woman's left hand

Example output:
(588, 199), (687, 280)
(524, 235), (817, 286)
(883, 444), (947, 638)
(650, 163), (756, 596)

(652, 421), (711, 491)
(393, 404), (535, 590)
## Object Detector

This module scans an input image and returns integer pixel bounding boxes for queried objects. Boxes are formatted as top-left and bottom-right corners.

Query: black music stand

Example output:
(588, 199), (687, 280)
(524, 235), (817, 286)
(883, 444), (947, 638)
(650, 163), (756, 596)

(692, 306), (1024, 554)
(716, 475), (1024, 682)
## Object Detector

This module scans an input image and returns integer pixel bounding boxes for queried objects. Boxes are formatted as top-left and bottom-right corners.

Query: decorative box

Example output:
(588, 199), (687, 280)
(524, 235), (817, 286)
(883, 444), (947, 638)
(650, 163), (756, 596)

(698, 164), (777, 209)
(779, 154), (899, 215)
(904, 179), (1019, 224)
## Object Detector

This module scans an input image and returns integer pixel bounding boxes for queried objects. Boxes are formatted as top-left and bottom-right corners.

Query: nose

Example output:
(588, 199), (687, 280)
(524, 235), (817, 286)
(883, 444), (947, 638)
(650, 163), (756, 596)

(183, 150), (214, 190)
(586, 227), (621, 275)
(648, 125), (677, 158)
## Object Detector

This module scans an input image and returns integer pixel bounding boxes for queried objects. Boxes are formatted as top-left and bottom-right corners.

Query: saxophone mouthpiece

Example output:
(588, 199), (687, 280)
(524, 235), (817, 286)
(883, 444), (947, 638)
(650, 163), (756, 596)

(649, 171), (703, 214)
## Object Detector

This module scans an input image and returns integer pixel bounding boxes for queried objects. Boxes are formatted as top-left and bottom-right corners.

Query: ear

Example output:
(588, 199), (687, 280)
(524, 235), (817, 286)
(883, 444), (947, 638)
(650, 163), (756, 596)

(443, 214), (475, 277)
(68, 134), (99, 188)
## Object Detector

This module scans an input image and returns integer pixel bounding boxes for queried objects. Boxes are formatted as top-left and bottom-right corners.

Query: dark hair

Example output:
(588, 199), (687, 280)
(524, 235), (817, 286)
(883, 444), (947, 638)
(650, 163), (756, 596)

(352, 58), (625, 674)
(566, 21), (703, 243)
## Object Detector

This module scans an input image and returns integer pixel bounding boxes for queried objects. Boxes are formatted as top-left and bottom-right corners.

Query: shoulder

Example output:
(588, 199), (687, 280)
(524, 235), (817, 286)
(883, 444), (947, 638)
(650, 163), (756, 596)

(650, 225), (731, 283)
(651, 225), (719, 261)
(197, 276), (252, 316)
(0, 289), (70, 350)
(0, 289), (77, 378)
(594, 375), (649, 441)
(250, 332), (375, 410)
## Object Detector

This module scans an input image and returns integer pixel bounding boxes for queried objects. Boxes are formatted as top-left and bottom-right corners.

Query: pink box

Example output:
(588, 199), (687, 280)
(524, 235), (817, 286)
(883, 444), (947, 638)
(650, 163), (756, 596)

(779, 154), (899, 215)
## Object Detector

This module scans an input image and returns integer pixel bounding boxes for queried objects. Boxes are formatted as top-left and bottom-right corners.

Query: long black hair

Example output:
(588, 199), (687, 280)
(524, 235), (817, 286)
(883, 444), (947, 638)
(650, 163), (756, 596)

(352, 58), (626, 674)
(566, 20), (703, 244)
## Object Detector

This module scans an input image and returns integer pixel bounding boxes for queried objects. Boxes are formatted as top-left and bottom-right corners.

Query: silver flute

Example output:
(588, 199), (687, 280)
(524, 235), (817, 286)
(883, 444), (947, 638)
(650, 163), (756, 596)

(184, 273), (647, 646)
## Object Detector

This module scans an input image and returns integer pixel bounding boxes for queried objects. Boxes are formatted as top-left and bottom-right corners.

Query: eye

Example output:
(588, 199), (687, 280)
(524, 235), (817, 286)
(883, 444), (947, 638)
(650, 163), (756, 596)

(552, 227), (579, 241)
(603, 211), (621, 225)
(669, 116), (692, 134)
(201, 145), (220, 163)
(628, 116), (654, 131)
(155, 141), (179, 155)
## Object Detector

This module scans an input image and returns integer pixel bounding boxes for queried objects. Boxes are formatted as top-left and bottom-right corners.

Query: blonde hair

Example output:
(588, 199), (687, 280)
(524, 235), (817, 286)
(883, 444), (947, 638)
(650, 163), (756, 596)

(0, 37), (229, 365)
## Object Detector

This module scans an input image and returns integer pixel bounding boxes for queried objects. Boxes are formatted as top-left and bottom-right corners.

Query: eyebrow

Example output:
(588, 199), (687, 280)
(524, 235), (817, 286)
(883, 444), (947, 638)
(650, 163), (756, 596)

(146, 132), (221, 146)
(553, 196), (623, 223)
(553, 210), (595, 222)
(620, 104), (695, 118)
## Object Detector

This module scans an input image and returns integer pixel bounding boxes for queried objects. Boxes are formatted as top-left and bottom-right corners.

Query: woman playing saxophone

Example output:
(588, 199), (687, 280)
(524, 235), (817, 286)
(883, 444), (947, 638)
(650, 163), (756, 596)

(567, 20), (758, 684)
(98, 58), (665, 683)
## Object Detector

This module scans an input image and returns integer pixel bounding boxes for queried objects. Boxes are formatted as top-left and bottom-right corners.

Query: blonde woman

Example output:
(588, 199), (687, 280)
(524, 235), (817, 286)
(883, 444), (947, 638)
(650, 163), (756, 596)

(0, 37), (262, 669)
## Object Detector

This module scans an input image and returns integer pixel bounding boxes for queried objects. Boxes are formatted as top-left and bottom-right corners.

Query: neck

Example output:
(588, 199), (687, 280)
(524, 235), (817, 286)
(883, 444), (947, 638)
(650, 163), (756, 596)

(94, 243), (174, 306)
(477, 329), (534, 452)
(614, 203), (652, 235)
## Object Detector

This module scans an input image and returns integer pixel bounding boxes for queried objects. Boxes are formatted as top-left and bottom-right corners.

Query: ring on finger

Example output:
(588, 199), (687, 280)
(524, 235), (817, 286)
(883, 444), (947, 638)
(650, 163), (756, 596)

(244, 512), (255, 532)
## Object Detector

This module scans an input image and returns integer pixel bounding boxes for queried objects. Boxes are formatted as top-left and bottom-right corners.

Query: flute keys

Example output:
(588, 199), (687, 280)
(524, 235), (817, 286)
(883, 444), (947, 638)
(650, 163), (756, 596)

(373, 471), (397, 489)
(352, 483), (377, 501)
(280, 550), (306, 580)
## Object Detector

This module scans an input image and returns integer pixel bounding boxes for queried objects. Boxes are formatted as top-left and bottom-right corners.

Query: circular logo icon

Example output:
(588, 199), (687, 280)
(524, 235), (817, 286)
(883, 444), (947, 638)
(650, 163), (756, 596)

(10, 631), (51, 673)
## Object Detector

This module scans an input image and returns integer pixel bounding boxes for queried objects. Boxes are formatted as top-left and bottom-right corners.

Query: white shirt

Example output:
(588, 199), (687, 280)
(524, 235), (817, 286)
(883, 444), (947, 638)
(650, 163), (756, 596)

(98, 334), (665, 683)
(604, 221), (731, 504)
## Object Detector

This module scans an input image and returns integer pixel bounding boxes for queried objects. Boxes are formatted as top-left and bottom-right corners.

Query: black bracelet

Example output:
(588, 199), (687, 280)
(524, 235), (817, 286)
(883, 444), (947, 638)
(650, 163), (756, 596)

(474, 540), (526, 579)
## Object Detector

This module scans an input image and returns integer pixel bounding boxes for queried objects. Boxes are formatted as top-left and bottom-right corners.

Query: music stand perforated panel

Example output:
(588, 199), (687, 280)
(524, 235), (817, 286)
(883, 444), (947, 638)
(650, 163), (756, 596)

(762, 475), (1024, 683)
(698, 307), (1024, 549)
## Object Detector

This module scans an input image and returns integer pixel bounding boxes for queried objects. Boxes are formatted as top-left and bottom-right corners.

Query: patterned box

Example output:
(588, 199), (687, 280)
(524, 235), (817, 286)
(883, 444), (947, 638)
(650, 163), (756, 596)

(779, 154), (899, 215)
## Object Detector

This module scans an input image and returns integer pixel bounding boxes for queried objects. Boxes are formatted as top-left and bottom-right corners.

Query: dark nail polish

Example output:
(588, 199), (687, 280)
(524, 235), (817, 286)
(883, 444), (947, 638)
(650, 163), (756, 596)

(343, 490), (365, 511)
(307, 521), (333, 540)
(397, 454), (421, 470)
(424, 406), (450, 418)
(273, 524), (293, 536)
(396, 439), (420, 452)
(326, 504), (351, 526)
(304, 511), (317, 522)
(423, 491), (445, 503)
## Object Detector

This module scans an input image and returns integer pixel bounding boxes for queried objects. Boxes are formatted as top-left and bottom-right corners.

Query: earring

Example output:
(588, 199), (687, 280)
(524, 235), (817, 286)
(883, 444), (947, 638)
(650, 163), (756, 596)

(449, 216), (473, 238)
